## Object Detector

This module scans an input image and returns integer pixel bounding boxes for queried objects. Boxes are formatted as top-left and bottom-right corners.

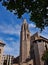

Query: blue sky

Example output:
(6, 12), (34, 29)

(0, 3), (48, 57)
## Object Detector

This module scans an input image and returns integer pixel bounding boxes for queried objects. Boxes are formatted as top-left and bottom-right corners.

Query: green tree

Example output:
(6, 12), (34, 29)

(0, 0), (48, 30)
(42, 50), (48, 65)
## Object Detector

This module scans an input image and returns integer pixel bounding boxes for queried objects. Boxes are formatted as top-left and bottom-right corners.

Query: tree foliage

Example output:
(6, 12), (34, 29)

(42, 50), (48, 65)
(0, 0), (48, 30)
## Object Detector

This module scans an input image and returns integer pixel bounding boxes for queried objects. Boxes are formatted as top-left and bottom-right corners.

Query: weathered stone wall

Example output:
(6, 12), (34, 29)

(13, 64), (19, 65)
(0, 42), (5, 65)
(34, 40), (45, 65)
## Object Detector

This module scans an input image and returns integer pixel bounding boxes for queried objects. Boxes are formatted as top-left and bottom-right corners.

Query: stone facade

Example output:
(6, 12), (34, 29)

(3, 55), (14, 65)
(33, 40), (45, 65)
(0, 41), (5, 65)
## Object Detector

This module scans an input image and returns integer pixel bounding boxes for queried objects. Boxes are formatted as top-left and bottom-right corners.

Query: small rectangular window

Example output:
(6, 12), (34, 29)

(0, 49), (1, 53)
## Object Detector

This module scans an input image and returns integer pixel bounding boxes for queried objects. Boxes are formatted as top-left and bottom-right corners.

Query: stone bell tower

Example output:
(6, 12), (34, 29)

(20, 19), (31, 64)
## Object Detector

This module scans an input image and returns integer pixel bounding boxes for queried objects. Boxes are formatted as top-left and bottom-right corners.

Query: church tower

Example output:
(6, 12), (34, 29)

(20, 19), (30, 64)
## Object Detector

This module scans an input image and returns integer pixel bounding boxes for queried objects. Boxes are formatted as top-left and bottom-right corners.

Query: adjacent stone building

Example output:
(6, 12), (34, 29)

(14, 19), (48, 65)
(3, 55), (14, 65)
(13, 56), (19, 65)
(0, 41), (5, 65)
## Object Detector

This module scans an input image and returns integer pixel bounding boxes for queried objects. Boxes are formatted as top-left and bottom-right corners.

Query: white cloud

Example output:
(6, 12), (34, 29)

(41, 27), (48, 39)
(0, 36), (20, 57)
(0, 24), (21, 36)
(29, 23), (36, 28)
(6, 37), (14, 41)
(0, 23), (21, 57)
(4, 41), (20, 57)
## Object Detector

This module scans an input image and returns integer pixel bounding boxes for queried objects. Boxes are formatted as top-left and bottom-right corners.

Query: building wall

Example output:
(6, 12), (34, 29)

(0, 42), (5, 65)
(3, 55), (14, 65)
(34, 40), (45, 65)
(21, 63), (27, 65)
(20, 60), (33, 65)
(13, 64), (19, 65)
(27, 60), (33, 65)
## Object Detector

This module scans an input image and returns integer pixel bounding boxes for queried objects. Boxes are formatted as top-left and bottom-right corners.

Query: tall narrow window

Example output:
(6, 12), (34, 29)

(45, 43), (47, 50)
(27, 34), (29, 39)
(0, 49), (1, 54)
